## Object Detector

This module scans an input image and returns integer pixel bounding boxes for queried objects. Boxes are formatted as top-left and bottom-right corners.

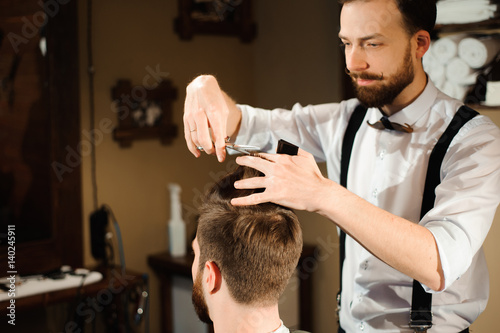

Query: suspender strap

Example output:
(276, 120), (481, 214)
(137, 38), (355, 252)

(338, 104), (478, 332)
(419, 105), (479, 218)
(338, 104), (368, 300)
(410, 105), (478, 331)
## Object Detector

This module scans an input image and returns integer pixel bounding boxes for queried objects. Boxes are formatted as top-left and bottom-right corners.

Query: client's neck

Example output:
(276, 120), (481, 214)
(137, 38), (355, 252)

(213, 303), (282, 333)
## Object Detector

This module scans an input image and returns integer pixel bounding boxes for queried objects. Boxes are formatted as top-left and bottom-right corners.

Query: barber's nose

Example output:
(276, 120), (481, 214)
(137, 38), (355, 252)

(345, 46), (369, 73)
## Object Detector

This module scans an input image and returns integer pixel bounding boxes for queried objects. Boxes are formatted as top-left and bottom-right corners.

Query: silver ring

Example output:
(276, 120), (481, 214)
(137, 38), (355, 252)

(196, 146), (204, 151)
(190, 129), (197, 132)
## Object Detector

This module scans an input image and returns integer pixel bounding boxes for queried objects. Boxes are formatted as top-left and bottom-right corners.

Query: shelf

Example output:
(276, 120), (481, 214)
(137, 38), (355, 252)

(434, 18), (500, 36)
(468, 104), (500, 111)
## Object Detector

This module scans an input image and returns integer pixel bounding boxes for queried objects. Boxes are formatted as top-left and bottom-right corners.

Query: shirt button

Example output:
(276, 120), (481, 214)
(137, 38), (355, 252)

(372, 189), (378, 198)
(359, 322), (365, 331)
(362, 260), (369, 270)
(379, 150), (386, 159)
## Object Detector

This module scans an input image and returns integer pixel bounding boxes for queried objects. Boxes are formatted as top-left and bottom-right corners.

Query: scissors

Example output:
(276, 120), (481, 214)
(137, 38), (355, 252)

(197, 137), (261, 156)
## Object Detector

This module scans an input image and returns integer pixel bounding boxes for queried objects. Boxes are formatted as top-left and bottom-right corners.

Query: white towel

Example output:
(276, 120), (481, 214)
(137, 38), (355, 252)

(423, 51), (447, 87)
(436, 0), (497, 24)
(458, 37), (500, 69)
(484, 81), (500, 106)
(441, 80), (470, 101)
(431, 34), (466, 64)
(445, 57), (478, 85)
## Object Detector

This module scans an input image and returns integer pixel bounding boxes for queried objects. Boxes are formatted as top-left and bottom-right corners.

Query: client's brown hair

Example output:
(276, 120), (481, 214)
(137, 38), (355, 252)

(196, 166), (303, 306)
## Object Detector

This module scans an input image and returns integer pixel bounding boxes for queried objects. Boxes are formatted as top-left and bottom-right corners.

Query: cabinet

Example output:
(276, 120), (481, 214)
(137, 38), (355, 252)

(0, 267), (146, 332)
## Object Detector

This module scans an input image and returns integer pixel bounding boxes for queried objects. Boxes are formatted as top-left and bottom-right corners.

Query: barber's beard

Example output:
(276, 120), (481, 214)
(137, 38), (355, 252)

(350, 44), (415, 108)
(192, 271), (213, 325)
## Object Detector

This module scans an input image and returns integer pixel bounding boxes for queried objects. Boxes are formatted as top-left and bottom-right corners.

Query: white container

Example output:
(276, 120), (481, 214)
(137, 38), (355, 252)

(167, 183), (186, 257)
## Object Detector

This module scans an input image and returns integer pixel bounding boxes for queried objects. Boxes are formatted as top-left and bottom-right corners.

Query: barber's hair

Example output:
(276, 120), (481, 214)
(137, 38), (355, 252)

(196, 166), (303, 306)
(338, 0), (437, 35)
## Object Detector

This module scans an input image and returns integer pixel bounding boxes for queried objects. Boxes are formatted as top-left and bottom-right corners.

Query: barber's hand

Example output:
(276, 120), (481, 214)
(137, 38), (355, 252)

(183, 75), (228, 162)
(232, 149), (333, 212)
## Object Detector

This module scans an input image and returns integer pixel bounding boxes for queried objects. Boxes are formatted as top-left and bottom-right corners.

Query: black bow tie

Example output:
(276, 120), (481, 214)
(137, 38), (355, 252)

(367, 116), (413, 133)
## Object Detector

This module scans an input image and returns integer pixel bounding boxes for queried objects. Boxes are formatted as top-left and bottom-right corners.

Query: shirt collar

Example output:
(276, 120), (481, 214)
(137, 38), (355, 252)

(270, 320), (289, 333)
(370, 79), (439, 126)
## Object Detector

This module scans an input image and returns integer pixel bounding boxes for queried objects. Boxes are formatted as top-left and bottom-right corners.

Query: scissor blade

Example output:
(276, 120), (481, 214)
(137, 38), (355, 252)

(226, 145), (252, 155)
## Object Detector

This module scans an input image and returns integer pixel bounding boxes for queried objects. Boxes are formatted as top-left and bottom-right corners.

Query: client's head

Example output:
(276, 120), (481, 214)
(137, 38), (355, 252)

(191, 166), (303, 324)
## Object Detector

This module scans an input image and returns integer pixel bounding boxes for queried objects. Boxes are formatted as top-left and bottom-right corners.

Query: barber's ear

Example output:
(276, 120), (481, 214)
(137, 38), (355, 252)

(414, 30), (431, 59)
(204, 261), (222, 294)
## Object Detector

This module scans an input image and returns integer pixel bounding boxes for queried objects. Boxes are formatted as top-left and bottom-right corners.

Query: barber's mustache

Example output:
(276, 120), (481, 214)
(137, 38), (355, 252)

(346, 68), (384, 81)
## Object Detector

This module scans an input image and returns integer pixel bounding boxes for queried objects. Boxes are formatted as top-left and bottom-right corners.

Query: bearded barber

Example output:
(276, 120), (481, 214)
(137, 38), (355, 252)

(183, 0), (500, 332)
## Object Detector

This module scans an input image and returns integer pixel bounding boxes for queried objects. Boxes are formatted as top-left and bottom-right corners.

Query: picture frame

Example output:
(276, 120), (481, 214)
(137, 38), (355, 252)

(174, 0), (256, 43)
(111, 78), (178, 148)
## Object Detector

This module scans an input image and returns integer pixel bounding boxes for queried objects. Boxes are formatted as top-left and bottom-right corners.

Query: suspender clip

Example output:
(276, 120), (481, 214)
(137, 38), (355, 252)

(409, 310), (433, 332)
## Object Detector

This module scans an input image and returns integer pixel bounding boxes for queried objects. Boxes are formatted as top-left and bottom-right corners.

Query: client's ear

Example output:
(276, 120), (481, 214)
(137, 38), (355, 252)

(204, 261), (222, 294)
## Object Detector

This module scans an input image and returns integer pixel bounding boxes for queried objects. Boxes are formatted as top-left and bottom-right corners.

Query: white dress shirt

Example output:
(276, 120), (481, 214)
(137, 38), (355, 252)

(235, 81), (500, 332)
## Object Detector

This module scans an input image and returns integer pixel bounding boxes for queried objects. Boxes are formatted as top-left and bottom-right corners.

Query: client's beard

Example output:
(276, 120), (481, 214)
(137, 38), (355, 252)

(192, 271), (213, 325)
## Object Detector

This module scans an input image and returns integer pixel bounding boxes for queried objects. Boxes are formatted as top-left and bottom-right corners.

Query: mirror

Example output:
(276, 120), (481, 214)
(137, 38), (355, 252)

(0, 0), (82, 275)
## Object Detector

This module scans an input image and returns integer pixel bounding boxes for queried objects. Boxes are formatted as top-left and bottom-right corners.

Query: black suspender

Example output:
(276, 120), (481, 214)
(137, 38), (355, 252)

(338, 104), (478, 331)
(339, 104), (369, 291)
(336, 103), (368, 323)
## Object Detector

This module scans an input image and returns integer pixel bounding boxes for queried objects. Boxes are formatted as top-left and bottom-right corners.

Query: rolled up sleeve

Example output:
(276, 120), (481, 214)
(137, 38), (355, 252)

(421, 116), (500, 292)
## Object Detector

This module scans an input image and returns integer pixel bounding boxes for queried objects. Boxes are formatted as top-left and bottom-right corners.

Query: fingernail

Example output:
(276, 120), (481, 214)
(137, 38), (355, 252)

(217, 151), (224, 162)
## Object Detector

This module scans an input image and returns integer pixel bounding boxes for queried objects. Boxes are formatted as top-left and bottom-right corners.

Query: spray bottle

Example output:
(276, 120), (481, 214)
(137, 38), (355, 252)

(167, 183), (186, 257)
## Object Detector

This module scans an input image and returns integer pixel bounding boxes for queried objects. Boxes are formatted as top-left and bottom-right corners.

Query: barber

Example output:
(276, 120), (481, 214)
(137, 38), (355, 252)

(183, 0), (500, 332)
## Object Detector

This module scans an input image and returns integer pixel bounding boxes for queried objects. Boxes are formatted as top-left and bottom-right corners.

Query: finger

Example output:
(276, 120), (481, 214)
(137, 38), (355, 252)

(209, 118), (227, 162)
(200, 105), (228, 162)
(235, 155), (275, 174)
(296, 148), (313, 158)
(204, 106), (228, 162)
(183, 91), (202, 157)
(213, 136), (227, 162)
(231, 192), (268, 206)
(233, 176), (266, 190)
(183, 115), (201, 158)
(253, 152), (295, 165)
(190, 108), (213, 152)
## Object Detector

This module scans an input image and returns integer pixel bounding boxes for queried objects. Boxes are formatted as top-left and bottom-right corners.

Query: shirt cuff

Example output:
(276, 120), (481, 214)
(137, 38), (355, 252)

(424, 221), (472, 292)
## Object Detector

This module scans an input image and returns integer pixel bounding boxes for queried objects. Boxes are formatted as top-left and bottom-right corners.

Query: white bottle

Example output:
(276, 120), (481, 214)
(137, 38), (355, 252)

(167, 183), (186, 257)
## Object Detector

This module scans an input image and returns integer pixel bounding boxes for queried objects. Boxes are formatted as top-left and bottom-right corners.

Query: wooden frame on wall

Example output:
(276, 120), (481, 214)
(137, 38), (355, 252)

(174, 0), (257, 43)
(111, 78), (178, 148)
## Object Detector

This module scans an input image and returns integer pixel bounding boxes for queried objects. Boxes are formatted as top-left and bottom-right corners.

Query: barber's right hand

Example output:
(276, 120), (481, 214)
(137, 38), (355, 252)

(183, 75), (229, 162)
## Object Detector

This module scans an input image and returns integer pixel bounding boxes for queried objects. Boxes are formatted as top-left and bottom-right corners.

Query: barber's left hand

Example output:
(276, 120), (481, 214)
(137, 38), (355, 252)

(232, 149), (333, 212)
